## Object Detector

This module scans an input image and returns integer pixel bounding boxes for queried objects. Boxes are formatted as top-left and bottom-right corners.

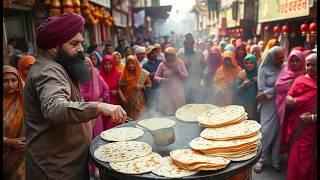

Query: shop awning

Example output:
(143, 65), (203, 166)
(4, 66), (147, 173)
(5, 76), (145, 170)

(133, 5), (172, 19)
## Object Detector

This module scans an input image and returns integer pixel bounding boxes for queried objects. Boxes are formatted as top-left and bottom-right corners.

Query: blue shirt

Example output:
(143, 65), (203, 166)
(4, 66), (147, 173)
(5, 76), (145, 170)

(142, 58), (162, 89)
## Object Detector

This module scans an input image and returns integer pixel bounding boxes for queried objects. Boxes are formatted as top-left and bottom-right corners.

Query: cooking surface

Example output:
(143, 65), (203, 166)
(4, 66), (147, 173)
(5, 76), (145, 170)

(90, 116), (261, 179)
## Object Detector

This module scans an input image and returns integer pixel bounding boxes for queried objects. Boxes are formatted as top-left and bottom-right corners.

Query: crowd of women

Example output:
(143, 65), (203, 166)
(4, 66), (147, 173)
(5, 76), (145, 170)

(3, 32), (317, 180)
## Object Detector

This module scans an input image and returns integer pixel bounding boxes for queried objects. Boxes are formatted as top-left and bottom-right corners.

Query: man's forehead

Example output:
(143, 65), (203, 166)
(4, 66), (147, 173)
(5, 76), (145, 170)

(69, 33), (83, 42)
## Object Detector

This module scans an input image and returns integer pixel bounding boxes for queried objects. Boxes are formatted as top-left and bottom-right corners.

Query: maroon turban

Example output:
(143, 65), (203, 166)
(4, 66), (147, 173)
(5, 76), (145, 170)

(36, 13), (85, 49)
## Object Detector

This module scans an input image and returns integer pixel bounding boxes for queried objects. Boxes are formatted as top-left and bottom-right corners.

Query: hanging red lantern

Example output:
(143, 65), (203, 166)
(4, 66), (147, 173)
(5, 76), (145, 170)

(309, 22), (317, 34)
(50, 0), (61, 16)
(273, 25), (280, 34)
(300, 23), (309, 36)
(236, 29), (240, 33)
(264, 25), (270, 32)
(239, 28), (243, 33)
(63, 0), (74, 13)
(282, 25), (289, 35)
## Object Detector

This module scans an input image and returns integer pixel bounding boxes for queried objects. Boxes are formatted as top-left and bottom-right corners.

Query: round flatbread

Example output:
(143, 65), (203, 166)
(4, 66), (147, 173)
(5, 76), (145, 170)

(152, 156), (199, 178)
(200, 120), (261, 140)
(100, 127), (144, 142)
(227, 150), (258, 161)
(170, 149), (230, 167)
(136, 118), (175, 131)
(198, 105), (245, 127)
(110, 152), (163, 174)
(175, 104), (218, 122)
(189, 133), (262, 150)
(94, 141), (152, 162)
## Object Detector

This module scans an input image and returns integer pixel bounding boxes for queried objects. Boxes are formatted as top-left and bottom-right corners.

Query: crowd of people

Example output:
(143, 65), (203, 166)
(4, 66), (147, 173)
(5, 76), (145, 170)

(3, 12), (317, 180)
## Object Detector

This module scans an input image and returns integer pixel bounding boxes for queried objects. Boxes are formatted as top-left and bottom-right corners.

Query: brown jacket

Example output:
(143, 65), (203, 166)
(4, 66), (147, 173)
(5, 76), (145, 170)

(23, 54), (99, 180)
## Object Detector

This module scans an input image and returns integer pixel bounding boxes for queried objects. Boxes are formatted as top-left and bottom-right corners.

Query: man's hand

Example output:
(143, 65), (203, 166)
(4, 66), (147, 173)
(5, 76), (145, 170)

(97, 103), (127, 123)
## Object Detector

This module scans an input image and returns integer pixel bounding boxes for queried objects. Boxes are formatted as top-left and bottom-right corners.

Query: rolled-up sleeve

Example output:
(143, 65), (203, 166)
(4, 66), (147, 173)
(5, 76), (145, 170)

(35, 67), (99, 125)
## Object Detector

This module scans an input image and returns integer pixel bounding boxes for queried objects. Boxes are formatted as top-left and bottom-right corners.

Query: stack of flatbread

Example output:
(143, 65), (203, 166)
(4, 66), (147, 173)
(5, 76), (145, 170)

(190, 129), (261, 161)
(175, 104), (218, 122)
(170, 149), (230, 171)
(152, 156), (199, 178)
(198, 105), (247, 127)
(100, 127), (144, 142)
(94, 141), (163, 174)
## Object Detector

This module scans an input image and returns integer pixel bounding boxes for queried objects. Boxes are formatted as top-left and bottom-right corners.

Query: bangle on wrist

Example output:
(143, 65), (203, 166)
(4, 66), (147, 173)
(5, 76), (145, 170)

(311, 114), (315, 123)
(3, 136), (7, 142)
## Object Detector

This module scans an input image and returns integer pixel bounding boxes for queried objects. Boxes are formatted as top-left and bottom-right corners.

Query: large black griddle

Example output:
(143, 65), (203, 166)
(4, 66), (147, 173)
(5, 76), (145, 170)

(90, 116), (261, 179)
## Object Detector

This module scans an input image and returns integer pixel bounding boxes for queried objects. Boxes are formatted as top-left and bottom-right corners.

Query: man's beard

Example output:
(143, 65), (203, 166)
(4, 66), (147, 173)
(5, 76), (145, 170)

(55, 48), (91, 83)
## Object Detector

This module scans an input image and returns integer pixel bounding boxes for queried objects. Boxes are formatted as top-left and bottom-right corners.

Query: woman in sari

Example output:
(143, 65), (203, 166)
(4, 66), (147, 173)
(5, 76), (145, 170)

(233, 54), (258, 120)
(78, 57), (110, 177)
(154, 47), (188, 115)
(3, 66), (26, 180)
(100, 55), (123, 129)
(119, 55), (152, 120)
(202, 47), (223, 103)
(275, 50), (306, 127)
(281, 53), (317, 180)
(213, 50), (241, 106)
(89, 52), (100, 70)
(112, 51), (125, 71)
(235, 41), (247, 69)
(254, 46), (285, 173)
(250, 45), (262, 66)
(17, 55), (36, 82)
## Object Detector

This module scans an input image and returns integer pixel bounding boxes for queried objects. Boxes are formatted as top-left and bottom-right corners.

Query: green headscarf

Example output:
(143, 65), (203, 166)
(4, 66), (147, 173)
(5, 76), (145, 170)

(243, 54), (258, 80)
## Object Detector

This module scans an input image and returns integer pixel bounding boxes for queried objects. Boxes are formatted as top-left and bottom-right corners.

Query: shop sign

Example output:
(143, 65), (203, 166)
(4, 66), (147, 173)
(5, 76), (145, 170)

(258, 0), (310, 23)
(90, 0), (110, 8)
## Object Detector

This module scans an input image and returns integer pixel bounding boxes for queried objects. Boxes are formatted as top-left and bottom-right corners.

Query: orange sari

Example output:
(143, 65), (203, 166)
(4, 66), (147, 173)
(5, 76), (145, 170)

(3, 66), (25, 180)
(213, 51), (241, 106)
(120, 56), (151, 120)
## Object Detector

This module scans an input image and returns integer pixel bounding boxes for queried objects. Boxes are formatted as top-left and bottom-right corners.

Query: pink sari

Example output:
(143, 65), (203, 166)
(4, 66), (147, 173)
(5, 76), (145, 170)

(280, 75), (317, 180)
(275, 50), (306, 125)
(78, 58), (110, 175)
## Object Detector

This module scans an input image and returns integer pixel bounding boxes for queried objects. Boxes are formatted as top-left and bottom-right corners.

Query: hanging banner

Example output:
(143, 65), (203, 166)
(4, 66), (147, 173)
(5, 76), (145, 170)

(258, 0), (310, 23)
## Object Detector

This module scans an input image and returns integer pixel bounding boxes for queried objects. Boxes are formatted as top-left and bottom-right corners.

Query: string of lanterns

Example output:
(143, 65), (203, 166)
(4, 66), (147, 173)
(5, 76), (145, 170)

(81, 0), (113, 26)
(263, 21), (316, 36)
(44, 0), (113, 26)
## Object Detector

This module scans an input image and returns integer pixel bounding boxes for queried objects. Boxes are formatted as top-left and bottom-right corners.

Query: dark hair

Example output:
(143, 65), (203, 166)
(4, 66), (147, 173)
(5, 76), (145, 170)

(184, 33), (194, 41)
(87, 43), (98, 53)
(105, 43), (113, 48)
(8, 37), (17, 44)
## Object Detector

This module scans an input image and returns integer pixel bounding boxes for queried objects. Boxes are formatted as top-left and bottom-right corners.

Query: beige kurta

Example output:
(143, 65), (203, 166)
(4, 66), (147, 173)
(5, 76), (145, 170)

(177, 48), (205, 103)
(23, 54), (100, 180)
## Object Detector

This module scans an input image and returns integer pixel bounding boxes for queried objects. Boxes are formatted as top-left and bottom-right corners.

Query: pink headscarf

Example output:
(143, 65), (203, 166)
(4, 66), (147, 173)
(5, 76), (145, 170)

(275, 50), (306, 125)
(79, 57), (109, 102)
(235, 41), (246, 69)
(206, 47), (222, 72)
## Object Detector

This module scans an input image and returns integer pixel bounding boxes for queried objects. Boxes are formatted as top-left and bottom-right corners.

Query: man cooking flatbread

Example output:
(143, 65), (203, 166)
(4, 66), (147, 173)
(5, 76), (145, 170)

(23, 13), (126, 180)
